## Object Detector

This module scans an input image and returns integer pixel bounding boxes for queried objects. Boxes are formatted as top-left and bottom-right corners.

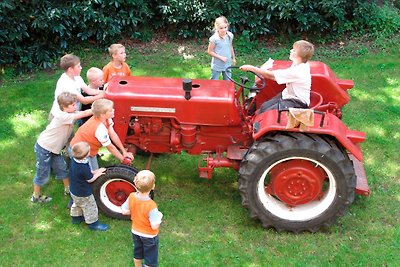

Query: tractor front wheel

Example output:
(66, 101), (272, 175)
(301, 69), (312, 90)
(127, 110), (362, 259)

(92, 165), (138, 220)
(238, 133), (356, 233)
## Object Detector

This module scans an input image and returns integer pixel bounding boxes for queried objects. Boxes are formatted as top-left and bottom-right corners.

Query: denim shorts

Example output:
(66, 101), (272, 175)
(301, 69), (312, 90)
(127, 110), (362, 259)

(132, 233), (159, 267)
(33, 143), (68, 186)
(210, 69), (231, 80)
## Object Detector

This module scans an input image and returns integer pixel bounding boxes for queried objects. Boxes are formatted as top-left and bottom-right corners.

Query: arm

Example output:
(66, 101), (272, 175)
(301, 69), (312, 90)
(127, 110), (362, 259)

(231, 44), (236, 66)
(72, 109), (93, 120)
(240, 65), (276, 80)
(103, 65), (110, 84)
(121, 197), (131, 215)
(105, 143), (124, 162)
(207, 42), (228, 63)
(87, 167), (106, 183)
(76, 91), (104, 105)
(149, 209), (163, 230)
(81, 84), (102, 96)
(108, 126), (134, 160)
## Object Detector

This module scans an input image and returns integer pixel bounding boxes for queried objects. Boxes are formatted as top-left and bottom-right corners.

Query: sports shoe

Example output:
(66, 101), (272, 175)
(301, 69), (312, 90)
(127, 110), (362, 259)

(88, 221), (109, 231)
(31, 195), (52, 203)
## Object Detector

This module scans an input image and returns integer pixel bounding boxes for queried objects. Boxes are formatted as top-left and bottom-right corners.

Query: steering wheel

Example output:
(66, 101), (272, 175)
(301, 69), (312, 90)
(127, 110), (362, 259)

(226, 66), (266, 90)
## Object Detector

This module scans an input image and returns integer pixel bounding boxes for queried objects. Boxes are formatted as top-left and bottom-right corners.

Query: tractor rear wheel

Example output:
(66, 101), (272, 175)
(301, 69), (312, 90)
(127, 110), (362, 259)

(238, 133), (356, 233)
(92, 165), (138, 220)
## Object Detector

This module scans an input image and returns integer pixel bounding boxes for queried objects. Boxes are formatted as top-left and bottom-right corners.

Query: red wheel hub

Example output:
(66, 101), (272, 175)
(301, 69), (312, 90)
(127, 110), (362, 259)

(105, 180), (136, 206)
(266, 159), (327, 206)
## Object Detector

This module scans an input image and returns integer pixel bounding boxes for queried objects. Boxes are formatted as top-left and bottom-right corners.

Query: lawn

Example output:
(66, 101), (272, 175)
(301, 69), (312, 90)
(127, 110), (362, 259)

(0, 37), (399, 266)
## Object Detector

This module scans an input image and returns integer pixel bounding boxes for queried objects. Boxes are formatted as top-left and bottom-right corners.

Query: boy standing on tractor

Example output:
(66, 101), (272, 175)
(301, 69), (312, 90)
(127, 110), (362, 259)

(69, 141), (108, 231)
(121, 170), (163, 267)
(31, 92), (92, 203)
(69, 99), (133, 170)
(240, 40), (315, 112)
(102, 43), (131, 84)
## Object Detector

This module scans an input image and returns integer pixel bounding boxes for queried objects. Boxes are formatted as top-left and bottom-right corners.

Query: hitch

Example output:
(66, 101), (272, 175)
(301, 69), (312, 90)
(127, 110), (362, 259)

(198, 153), (240, 179)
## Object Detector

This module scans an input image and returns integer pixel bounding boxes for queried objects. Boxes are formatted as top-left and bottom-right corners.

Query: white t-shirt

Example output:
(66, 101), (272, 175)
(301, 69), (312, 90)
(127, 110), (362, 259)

(37, 111), (75, 154)
(50, 73), (86, 116)
(273, 62), (311, 105)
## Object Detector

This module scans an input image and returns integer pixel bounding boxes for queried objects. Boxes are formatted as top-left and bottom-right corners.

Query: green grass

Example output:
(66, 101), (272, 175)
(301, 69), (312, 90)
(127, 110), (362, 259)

(0, 36), (399, 266)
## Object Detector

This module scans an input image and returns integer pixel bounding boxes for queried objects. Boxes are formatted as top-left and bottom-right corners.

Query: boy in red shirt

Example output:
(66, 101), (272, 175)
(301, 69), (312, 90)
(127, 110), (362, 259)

(122, 170), (163, 267)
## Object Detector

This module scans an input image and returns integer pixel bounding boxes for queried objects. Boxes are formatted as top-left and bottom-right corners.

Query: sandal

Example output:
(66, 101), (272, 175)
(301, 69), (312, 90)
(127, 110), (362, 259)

(31, 195), (52, 203)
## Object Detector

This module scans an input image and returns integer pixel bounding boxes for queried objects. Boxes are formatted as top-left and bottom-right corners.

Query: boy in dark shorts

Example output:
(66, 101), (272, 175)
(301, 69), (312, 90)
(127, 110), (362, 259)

(122, 170), (163, 267)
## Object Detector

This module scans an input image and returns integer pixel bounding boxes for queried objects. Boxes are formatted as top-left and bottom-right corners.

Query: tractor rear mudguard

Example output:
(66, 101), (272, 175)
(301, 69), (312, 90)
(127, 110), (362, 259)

(252, 109), (365, 161)
(252, 109), (370, 196)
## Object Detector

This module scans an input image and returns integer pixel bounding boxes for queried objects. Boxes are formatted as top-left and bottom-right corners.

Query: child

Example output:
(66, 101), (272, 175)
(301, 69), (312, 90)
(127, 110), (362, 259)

(69, 142), (109, 231)
(70, 99), (133, 170)
(50, 54), (104, 119)
(31, 92), (93, 203)
(102, 43), (131, 84)
(121, 170), (163, 267)
(80, 67), (105, 125)
(207, 16), (236, 80)
(240, 40), (315, 113)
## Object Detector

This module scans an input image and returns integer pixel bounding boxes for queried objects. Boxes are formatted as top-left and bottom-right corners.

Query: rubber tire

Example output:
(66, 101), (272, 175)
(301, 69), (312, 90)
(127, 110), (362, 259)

(238, 133), (356, 233)
(92, 165), (138, 220)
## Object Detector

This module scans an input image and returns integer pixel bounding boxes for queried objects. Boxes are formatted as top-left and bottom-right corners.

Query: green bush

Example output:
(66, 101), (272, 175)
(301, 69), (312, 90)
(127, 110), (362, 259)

(0, 0), (399, 74)
(0, 0), (154, 73)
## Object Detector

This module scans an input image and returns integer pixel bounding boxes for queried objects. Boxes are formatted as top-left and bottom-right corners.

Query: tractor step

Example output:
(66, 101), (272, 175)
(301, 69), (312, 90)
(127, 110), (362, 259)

(349, 153), (370, 196)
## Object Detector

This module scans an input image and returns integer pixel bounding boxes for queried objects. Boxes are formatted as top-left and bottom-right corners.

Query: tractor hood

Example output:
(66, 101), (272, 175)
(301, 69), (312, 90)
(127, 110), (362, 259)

(106, 76), (242, 126)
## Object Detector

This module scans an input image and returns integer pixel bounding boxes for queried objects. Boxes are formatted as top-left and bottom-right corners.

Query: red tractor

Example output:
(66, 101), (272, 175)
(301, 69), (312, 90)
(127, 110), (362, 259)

(92, 60), (370, 233)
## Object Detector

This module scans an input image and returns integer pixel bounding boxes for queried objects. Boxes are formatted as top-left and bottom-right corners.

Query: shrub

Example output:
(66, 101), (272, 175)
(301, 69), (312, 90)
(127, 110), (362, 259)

(0, 0), (399, 74)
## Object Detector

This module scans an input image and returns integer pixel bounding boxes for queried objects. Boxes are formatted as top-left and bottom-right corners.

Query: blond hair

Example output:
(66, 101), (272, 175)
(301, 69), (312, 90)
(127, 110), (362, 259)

(72, 142), (90, 160)
(86, 67), (103, 82)
(108, 44), (125, 57)
(57, 92), (77, 110)
(91, 99), (113, 117)
(213, 16), (229, 32)
(294, 40), (315, 62)
(134, 170), (155, 193)
(60, 54), (80, 71)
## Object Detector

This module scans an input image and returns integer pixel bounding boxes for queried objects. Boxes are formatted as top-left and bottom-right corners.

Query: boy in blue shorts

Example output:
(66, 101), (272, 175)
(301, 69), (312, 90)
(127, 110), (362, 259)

(121, 170), (163, 267)
(31, 92), (92, 203)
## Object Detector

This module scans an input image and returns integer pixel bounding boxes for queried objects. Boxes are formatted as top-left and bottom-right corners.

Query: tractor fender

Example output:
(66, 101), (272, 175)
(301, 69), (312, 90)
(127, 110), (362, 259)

(252, 110), (366, 161)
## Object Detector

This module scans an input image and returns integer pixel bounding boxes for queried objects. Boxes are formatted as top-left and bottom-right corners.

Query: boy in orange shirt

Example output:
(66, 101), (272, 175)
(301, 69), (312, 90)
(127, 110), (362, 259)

(121, 170), (163, 267)
(70, 99), (133, 170)
(102, 43), (131, 84)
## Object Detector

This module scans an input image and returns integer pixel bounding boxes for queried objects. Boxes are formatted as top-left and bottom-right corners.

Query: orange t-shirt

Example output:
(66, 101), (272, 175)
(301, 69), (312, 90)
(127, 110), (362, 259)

(103, 62), (131, 83)
(70, 117), (111, 157)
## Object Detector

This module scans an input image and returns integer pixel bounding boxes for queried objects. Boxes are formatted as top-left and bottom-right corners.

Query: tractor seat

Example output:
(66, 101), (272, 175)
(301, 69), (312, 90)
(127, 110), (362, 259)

(309, 91), (323, 110)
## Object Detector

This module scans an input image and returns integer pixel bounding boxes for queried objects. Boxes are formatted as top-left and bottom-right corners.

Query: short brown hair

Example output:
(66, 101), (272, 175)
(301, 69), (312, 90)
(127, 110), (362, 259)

(294, 40), (315, 63)
(57, 92), (77, 110)
(72, 142), (90, 160)
(91, 99), (113, 117)
(108, 44), (125, 57)
(134, 170), (155, 193)
(60, 54), (80, 71)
